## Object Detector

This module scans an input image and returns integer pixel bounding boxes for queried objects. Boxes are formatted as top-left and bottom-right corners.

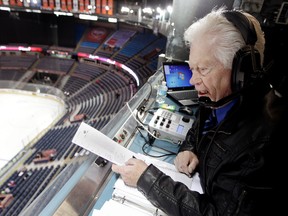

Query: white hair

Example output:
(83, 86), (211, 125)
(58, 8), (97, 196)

(184, 7), (265, 68)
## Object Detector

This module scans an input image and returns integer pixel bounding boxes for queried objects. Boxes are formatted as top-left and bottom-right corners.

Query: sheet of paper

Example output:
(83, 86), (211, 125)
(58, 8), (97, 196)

(72, 122), (135, 165)
(95, 200), (152, 216)
(135, 153), (194, 189)
(190, 172), (202, 193)
(113, 178), (153, 207)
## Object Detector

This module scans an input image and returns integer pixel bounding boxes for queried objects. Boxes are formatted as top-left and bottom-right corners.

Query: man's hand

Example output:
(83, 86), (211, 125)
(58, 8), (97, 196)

(174, 151), (199, 177)
(111, 158), (148, 187)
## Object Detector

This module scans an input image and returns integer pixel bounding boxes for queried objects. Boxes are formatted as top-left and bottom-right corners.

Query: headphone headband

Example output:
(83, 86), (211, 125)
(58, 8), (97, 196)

(222, 10), (257, 46)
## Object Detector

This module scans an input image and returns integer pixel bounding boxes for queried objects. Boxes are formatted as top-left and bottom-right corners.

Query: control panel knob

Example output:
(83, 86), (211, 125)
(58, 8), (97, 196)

(182, 116), (190, 123)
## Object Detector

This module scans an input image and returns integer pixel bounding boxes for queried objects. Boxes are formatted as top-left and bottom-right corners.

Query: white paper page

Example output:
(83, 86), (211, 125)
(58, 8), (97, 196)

(135, 153), (194, 189)
(92, 209), (103, 216)
(113, 179), (168, 215)
(72, 122), (135, 165)
(99, 199), (152, 216)
(114, 177), (147, 200)
(190, 173), (203, 193)
(113, 178), (153, 207)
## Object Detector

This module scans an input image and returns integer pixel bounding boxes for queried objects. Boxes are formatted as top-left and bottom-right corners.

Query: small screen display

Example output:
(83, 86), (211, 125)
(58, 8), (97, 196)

(177, 125), (184, 134)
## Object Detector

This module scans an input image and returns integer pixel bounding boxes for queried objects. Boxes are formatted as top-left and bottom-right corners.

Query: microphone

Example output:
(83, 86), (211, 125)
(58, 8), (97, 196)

(198, 91), (241, 108)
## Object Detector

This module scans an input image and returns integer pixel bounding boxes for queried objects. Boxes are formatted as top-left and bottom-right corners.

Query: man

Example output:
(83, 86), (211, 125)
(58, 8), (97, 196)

(112, 7), (283, 215)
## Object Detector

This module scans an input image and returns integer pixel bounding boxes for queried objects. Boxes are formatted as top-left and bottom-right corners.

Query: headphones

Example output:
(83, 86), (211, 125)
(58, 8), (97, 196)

(223, 10), (263, 92)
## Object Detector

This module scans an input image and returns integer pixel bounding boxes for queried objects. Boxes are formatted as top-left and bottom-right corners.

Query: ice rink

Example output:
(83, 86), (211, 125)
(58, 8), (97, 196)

(0, 91), (65, 170)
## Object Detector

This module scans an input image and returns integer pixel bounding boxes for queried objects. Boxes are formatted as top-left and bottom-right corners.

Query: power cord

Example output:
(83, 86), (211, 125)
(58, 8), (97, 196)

(142, 142), (177, 158)
(136, 126), (177, 158)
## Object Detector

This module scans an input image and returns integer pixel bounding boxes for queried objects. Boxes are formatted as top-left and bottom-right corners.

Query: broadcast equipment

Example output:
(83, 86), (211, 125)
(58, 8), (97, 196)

(148, 108), (194, 144)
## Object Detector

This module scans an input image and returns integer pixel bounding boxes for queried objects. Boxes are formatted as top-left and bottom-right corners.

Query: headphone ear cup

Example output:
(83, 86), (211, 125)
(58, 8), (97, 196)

(231, 46), (262, 91)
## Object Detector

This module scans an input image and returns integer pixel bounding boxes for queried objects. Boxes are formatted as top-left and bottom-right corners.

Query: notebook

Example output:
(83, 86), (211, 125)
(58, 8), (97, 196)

(162, 61), (198, 106)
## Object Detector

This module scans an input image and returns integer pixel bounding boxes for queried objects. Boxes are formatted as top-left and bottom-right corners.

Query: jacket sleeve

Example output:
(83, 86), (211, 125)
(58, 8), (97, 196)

(137, 164), (217, 216)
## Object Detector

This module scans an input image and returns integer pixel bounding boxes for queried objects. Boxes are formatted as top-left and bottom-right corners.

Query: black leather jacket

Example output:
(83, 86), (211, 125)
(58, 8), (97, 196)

(137, 83), (283, 215)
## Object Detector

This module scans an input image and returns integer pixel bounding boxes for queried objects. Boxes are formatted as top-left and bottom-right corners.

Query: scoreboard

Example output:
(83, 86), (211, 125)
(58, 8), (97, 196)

(0, 0), (114, 15)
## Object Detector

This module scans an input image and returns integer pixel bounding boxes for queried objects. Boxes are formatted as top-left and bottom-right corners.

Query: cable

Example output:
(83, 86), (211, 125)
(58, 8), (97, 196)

(135, 82), (154, 125)
(136, 127), (177, 158)
(141, 142), (177, 158)
(136, 106), (149, 126)
(146, 82), (153, 100)
(136, 126), (149, 143)
(126, 102), (156, 138)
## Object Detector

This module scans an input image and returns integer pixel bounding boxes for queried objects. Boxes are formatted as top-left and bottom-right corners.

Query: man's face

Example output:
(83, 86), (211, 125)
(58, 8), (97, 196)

(188, 41), (232, 102)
